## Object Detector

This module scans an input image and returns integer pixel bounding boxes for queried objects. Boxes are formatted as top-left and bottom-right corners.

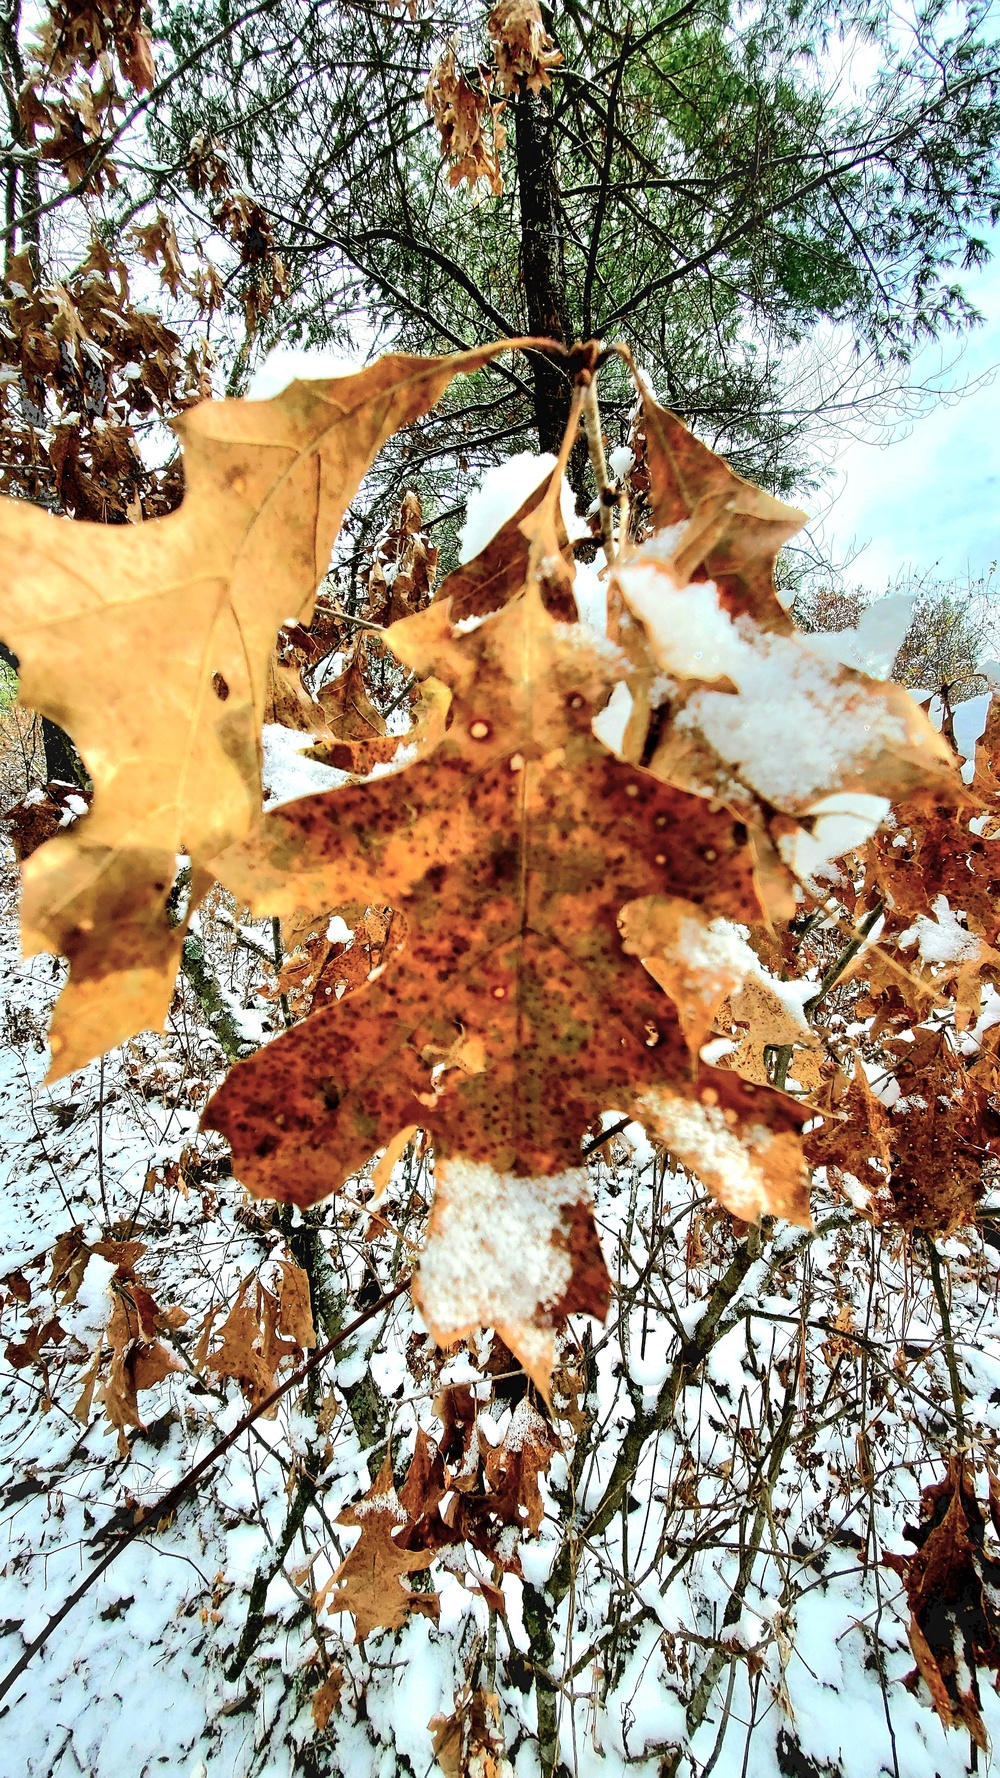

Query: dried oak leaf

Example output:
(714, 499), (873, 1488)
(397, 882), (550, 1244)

(425, 41), (505, 195)
(884, 1458), (1000, 1748)
(311, 1665), (344, 1732)
(315, 1450), (438, 1642)
(808, 1042), (996, 1233)
(864, 805), (1000, 952)
(365, 490), (438, 626)
(896, 895), (1000, 1031)
(618, 894), (815, 1077)
(630, 388), (806, 628)
(1, 781), (91, 863)
(48, 1225), (93, 1303)
(207, 569), (810, 1389)
(200, 1260), (313, 1409)
(804, 1060), (895, 1215)
(431, 463), (573, 625)
(403, 1395), (556, 1576)
(429, 1686), (511, 1778)
(611, 394), (958, 915)
(0, 345), (504, 1075)
(488, 0), (562, 93)
(73, 1251), (186, 1453)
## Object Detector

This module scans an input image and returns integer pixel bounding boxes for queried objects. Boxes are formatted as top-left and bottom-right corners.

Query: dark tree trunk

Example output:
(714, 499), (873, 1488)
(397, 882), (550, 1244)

(514, 84), (586, 486)
(42, 717), (89, 788)
(0, 638), (89, 788)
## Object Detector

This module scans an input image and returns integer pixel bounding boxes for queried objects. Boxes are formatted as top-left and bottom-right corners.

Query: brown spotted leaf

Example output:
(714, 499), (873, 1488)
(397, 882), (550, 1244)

(206, 554), (811, 1387)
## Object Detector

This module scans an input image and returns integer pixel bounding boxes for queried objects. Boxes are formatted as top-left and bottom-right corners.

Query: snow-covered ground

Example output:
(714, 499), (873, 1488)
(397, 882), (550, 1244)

(1, 836), (999, 1778)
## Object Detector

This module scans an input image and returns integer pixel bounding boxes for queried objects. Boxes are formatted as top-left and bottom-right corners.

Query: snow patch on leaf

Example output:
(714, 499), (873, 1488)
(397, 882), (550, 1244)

(458, 450), (585, 563)
(415, 1159), (590, 1393)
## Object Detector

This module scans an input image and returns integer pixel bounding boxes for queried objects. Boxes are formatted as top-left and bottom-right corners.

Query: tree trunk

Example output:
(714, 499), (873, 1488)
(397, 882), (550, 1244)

(514, 84), (586, 489)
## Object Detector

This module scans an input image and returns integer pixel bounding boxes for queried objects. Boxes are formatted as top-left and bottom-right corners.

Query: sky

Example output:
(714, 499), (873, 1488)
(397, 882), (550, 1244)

(813, 241), (1000, 594)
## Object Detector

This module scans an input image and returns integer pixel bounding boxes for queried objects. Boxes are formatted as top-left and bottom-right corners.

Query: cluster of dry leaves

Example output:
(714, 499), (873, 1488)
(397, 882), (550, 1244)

(4, 316), (1000, 1732)
(425, 0), (562, 195)
(3, 0), (291, 523)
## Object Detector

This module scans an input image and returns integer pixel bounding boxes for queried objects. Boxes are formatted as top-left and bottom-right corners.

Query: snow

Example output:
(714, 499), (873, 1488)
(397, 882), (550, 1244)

(591, 679), (633, 755)
(417, 1159), (583, 1358)
(571, 555), (608, 635)
(953, 691), (992, 781)
(261, 724), (348, 809)
(899, 893), (982, 964)
(615, 564), (911, 808)
(801, 592), (915, 678)
(246, 342), (374, 400)
(781, 790), (892, 879)
(457, 452), (586, 563)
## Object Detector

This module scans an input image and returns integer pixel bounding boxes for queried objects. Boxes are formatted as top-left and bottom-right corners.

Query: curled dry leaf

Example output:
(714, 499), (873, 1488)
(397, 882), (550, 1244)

(807, 1040), (999, 1233)
(315, 1451), (438, 1643)
(198, 1259), (314, 1411)
(365, 490), (439, 627)
(884, 1457), (1000, 1749)
(429, 1686), (511, 1778)
(399, 1394), (558, 1577)
(0, 343), (514, 1074)
(69, 1241), (187, 1453)
(488, 0), (562, 93)
(311, 1666), (344, 1733)
(425, 41), (505, 195)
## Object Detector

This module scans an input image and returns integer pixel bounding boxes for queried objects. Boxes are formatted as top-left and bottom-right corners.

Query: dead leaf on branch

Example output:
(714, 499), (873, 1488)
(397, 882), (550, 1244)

(68, 1240), (188, 1453)
(199, 1258), (315, 1411)
(488, 0), (562, 93)
(315, 1449), (438, 1643)
(396, 1395), (558, 1579)
(805, 1044), (998, 1233)
(429, 1686), (512, 1778)
(425, 40), (506, 195)
(884, 1457), (1000, 1749)
(611, 386), (960, 916)
(207, 501), (812, 1388)
(311, 1666), (344, 1732)
(430, 463), (574, 626)
(0, 341), (526, 1074)
(365, 490), (439, 626)
(627, 384), (806, 628)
